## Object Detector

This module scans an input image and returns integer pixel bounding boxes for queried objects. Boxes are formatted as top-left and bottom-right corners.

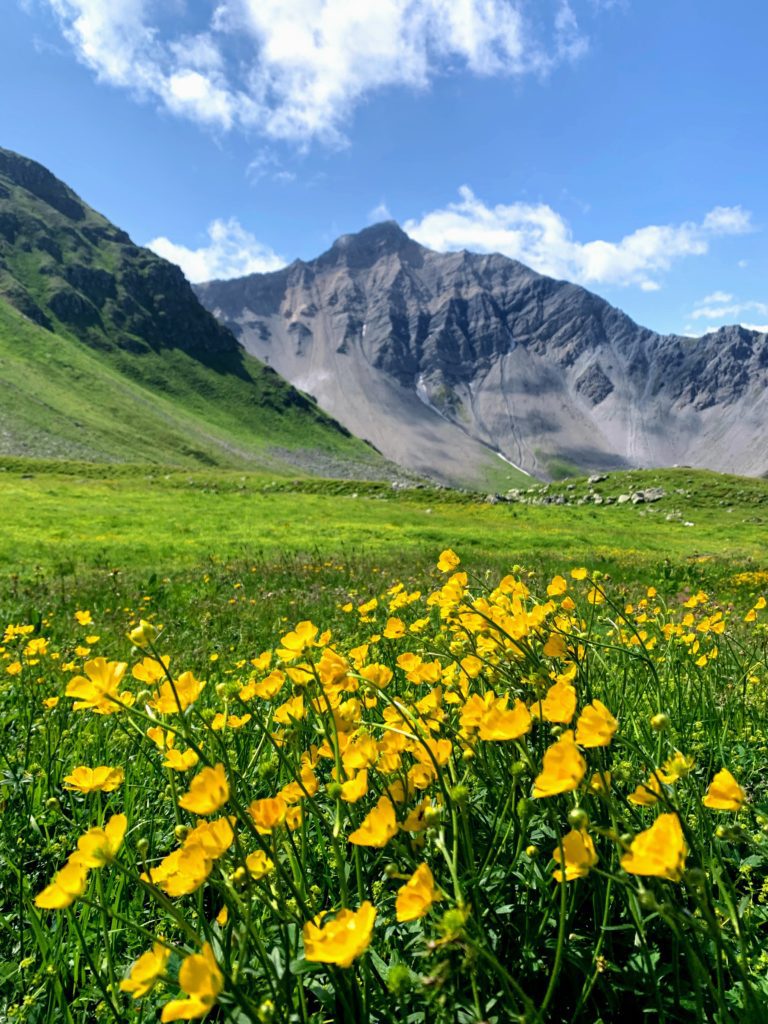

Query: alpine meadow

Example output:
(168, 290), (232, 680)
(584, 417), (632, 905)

(2, 4), (768, 1024)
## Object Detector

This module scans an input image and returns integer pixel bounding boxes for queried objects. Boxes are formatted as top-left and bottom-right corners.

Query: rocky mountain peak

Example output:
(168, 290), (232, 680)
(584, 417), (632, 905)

(319, 220), (422, 269)
(196, 222), (768, 486)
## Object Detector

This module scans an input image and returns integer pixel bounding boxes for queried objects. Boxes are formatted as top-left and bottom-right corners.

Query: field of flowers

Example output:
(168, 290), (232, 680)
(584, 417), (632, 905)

(2, 551), (768, 1023)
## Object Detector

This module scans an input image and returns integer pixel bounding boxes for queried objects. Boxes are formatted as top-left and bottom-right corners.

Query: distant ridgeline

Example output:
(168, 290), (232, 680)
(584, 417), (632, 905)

(196, 221), (768, 486)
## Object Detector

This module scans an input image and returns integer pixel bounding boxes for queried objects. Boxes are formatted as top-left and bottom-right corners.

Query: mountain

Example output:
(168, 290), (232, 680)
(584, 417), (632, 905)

(0, 147), (387, 478)
(195, 221), (768, 487)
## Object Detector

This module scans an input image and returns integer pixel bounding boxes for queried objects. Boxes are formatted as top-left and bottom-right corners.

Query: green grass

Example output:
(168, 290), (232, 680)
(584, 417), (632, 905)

(0, 299), (385, 476)
(1, 461), (766, 592)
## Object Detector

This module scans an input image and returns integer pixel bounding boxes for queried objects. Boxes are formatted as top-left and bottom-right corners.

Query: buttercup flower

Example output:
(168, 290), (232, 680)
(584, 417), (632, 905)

(477, 695), (532, 741)
(249, 796), (287, 834)
(703, 768), (746, 811)
(533, 730), (586, 798)
(178, 764), (229, 816)
(245, 849), (274, 879)
(65, 658), (132, 715)
(164, 748), (200, 772)
(35, 860), (89, 909)
(71, 813), (127, 868)
(151, 671), (205, 714)
(303, 902), (377, 968)
(575, 700), (618, 748)
(396, 863), (440, 921)
(621, 813), (688, 882)
(348, 796), (398, 848)
(120, 942), (170, 998)
(161, 943), (223, 1021)
(63, 765), (125, 793)
(552, 829), (598, 883)
(437, 549), (461, 572)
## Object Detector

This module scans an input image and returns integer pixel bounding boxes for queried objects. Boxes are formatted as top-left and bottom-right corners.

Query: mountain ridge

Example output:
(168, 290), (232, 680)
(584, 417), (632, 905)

(195, 223), (768, 485)
(0, 145), (390, 478)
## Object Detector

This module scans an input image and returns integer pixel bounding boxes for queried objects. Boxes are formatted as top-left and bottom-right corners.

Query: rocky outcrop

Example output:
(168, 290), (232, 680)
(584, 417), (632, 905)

(0, 146), (237, 358)
(196, 222), (768, 485)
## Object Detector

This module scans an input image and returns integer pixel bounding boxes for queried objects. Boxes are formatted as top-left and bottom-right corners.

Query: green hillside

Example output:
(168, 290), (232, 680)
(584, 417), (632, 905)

(0, 147), (388, 476)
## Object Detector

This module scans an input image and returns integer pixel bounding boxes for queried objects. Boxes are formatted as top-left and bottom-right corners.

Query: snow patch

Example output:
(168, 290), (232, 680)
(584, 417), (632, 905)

(496, 450), (531, 475)
(415, 374), (449, 421)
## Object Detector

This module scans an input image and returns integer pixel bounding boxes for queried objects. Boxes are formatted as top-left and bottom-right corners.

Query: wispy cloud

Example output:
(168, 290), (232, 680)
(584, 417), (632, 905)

(41, 1), (589, 143)
(147, 218), (284, 282)
(368, 201), (393, 223)
(690, 292), (768, 327)
(403, 187), (753, 289)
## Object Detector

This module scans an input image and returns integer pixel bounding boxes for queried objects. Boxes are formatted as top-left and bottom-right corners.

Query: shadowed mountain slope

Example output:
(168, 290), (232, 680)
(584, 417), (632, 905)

(0, 147), (388, 478)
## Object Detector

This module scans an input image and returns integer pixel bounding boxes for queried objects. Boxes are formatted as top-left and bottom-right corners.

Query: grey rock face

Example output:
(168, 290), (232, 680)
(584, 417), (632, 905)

(196, 222), (768, 485)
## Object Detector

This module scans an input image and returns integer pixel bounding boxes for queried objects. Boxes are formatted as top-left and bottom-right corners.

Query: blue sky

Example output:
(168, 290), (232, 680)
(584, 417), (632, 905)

(2, 0), (766, 335)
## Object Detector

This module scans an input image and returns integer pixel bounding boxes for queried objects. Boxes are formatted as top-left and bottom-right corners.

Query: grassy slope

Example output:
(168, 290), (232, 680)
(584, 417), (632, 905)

(0, 297), (386, 474)
(0, 461), (765, 587)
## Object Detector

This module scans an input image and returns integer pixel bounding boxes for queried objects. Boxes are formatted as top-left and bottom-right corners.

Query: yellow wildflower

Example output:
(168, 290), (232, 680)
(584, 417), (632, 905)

(163, 748), (200, 772)
(437, 549), (461, 572)
(621, 813), (687, 882)
(35, 860), (89, 909)
(552, 829), (598, 882)
(303, 902), (376, 968)
(120, 942), (170, 999)
(348, 796), (398, 848)
(395, 863), (440, 922)
(150, 671), (205, 714)
(71, 814), (127, 868)
(575, 700), (618, 748)
(65, 658), (132, 715)
(178, 764), (229, 816)
(62, 765), (125, 793)
(533, 731), (586, 798)
(160, 943), (223, 1022)
(249, 796), (287, 834)
(703, 769), (747, 811)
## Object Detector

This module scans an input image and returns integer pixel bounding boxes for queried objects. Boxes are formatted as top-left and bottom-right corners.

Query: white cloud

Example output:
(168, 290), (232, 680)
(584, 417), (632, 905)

(147, 218), (285, 282)
(702, 206), (752, 234)
(42, 0), (589, 142)
(403, 186), (753, 288)
(691, 297), (768, 322)
(741, 323), (768, 333)
(368, 201), (393, 222)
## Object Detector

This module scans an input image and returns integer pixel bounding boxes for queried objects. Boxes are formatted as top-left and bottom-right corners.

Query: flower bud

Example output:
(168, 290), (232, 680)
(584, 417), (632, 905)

(650, 713), (670, 732)
(174, 825), (189, 842)
(683, 868), (707, 889)
(424, 806), (442, 826)
(567, 807), (589, 830)
(129, 620), (157, 646)
(638, 889), (658, 911)
(517, 797), (534, 822)
(449, 784), (469, 807)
